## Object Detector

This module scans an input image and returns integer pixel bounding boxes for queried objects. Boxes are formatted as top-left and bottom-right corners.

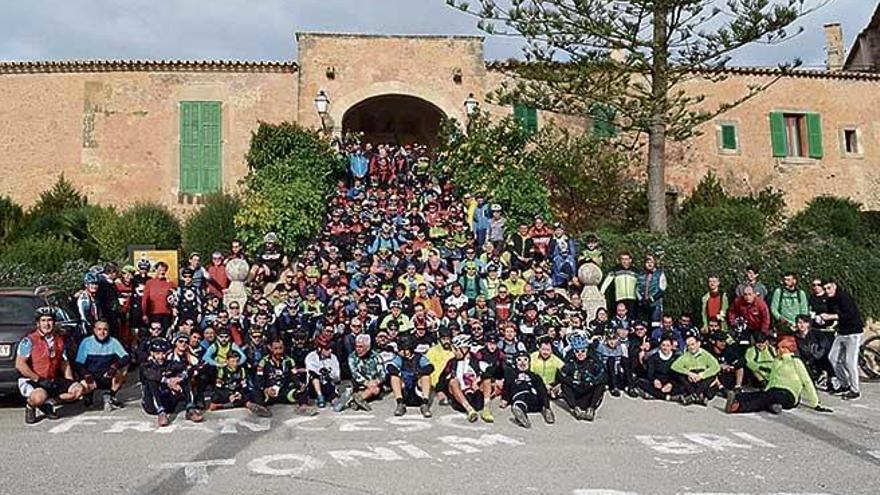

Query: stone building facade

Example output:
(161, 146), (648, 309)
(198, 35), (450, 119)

(0, 32), (878, 211)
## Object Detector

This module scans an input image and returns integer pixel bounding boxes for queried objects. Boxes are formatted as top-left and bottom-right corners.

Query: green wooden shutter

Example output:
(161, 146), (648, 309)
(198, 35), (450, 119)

(591, 104), (618, 138)
(720, 124), (737, 150)
(806, 112), (823, 159)
(514, 104), (538, 134)
(179, 101), (222, 194)
(769, 112), (787, 157)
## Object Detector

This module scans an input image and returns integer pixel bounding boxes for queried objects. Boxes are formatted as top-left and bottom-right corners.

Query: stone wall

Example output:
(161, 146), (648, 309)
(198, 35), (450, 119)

(671, 71), (880, 210)
(0, 65), (296, 208)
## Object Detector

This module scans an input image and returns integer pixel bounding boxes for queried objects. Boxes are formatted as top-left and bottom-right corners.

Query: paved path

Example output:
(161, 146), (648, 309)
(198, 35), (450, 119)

(1, 384), (878, 495)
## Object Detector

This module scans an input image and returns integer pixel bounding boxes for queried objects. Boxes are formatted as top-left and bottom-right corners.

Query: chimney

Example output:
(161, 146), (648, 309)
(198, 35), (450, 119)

(824, 23), (845, 72)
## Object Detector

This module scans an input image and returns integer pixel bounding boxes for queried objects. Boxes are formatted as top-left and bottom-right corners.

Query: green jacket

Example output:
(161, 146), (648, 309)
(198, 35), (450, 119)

(530, 351), (564, 387)
(766, 354), (820, 408)
(671, 349), (720, 379)
(745, 345), (776, 381)
(769, 287), (809, 326)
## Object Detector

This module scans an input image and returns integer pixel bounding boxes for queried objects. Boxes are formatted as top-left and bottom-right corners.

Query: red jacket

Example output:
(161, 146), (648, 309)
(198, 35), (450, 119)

(206, 263), (230, 299)
(25, 331), (66, 380)
(728, 295), (771, 336)
(142, 278), (175, 317)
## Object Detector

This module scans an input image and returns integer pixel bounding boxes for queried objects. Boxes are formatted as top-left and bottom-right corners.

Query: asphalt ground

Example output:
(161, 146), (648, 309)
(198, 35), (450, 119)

(1, 382), (879, 495)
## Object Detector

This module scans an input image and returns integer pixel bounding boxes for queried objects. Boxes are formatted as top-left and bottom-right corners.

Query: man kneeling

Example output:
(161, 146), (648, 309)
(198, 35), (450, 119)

(75, 319), (129, 411)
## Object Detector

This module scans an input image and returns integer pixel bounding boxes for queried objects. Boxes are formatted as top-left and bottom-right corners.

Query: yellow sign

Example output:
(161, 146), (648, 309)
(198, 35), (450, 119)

(132, 250), (179, 285)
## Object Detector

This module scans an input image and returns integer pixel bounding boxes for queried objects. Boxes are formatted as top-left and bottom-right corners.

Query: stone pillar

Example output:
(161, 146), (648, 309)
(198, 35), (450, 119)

(825, 23), (845, 72)
(224, 258), (250, 310)
(578, 263), (606, 320)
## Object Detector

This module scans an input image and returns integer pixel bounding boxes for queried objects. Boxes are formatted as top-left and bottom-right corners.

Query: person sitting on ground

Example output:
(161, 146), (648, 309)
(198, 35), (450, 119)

(501, 351), (555, 429)
(16, 308), (87, 424)
(342, 334), (386, 412)
(437, 334), (494, 423)
(706, 325), (744, 392)
(745, 332), (777, 387)
(425, 326), (456, 405)
(530, 337), (564, 399)
(671, 334), (720, 406)
(254, 338), (312, 415)
(304, 336), (342, 409)
(387, 334), (434, 418)
(74, 319), (129, 411)
(725, 336), (832, 415)
(793, 314), (834, 386)
(638, 336), (680, 401)
(558, 334), (608, 421)
(209, 350), (271, 417)
(140, 339), (204, 427)
(596, 327), (636, 397)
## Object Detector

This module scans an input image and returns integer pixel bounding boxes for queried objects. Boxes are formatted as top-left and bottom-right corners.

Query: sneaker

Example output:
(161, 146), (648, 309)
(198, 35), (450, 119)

(107, 395), (125, 409)
(39, 401), (59, 420)
(625, 387), (639, 398)
(352, 394), (372, 412)
(466, 409), (479, 423)
(829, 386), (850, 396)
(841, 391), (861, 401)
(102, 394), (114, 412)
(480, 409), (494, 423)
(394, 402), (407, 417)
(186, 409), (204, 423)
(419, 403), (432, 418)
(609, 388), (621, 398)
(669, 394), (683, 403)
(583, 407), (596, 422)
(157, 412), (170, 427)
(694, 394), (708, 407)
(680, 394), (694, 406)
(572, 407), (585, 420)
(511, 406), (531, 429)
(246, 402), (272, 418)
(768, 403), (783, 414)
(334, 390), (353, 412)
(316, 395), (326, 408)
(724, 391), (739, 414)
(24, 405), (37, 425)
(541, 407), (555, 424)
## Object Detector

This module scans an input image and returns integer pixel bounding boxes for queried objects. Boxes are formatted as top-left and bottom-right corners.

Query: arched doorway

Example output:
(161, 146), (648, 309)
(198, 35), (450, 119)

(342, 94), (445, 146)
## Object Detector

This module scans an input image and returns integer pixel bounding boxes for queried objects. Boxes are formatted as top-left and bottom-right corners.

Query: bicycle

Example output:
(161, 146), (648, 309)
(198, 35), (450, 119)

(858, 334), (880, 381)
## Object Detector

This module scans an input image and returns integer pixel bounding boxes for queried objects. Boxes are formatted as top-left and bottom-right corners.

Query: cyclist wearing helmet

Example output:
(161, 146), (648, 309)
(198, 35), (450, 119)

(558, 333), (608, 421)
(140, 338), (203, 426)
(387, 334), (434, 417)
(208, 350), (271, 417)
(437, 334), (494, 423)
(501, 351), (555, 429)
(249, 232), (289, 284)
(17, 308), (87, 424)
(134, 258), (152, 287)
(77, 271), (102, 339)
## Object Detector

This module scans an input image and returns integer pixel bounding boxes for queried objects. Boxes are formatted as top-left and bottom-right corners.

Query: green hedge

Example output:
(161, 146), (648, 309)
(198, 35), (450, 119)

(90, 203), (181, 260)
(785, 195), (864, 243)
(182, 193), (241, 257)
(0, 236), (85, 273)
(596, 231), (880, 320)
(0, 259), (92, 292)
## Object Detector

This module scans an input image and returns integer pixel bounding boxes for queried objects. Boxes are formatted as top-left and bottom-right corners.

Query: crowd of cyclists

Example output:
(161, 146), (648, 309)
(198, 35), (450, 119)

(15, 141), (867, 427)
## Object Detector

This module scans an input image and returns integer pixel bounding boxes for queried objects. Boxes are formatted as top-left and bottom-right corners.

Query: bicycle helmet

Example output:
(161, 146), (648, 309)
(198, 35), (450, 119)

(34, 306), (55, 321)
(569, 334), (589, 351)
(137, 258), (151, 271)
(451, 334), (472, 349)
(149, 339), (171, 353)
(83, 272), (100, 285)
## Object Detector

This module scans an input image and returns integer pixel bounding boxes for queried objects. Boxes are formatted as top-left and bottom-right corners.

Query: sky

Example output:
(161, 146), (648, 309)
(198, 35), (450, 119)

(0, 0), (875, 69)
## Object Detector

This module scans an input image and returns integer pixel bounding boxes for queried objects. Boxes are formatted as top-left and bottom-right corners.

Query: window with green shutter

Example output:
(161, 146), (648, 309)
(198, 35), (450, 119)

(719, 123), (738, 151)
(513, 104), (538, 134)
(180, 101), (222, 194)
(769, 111), (822, 159)
(591, 104), (617, 138)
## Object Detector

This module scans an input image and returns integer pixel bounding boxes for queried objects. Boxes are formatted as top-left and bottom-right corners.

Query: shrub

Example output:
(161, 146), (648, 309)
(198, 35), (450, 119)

(0, 236), (84, 273)
(0, 196), (23, 244)
(673, 203), (766, 240)
(91, 203), (181, 260)
(182, 193), (241, 257)
(0, 258), (92, 292)
(785, 195), (863, 242)
(437, 112), (551, 229)
(28, 173), (87, 217)
(236, 122), (345, 252)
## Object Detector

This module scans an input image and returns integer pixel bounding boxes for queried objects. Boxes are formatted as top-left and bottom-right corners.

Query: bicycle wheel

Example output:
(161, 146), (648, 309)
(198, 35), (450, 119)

(859, 336), (880, 381)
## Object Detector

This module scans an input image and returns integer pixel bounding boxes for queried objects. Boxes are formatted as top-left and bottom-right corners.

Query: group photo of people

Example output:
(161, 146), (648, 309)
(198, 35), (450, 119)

(15, 141), (866, 428)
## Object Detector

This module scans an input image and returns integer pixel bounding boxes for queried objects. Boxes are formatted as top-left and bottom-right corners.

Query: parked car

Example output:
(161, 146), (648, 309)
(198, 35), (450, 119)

(0, 287), (80, 395)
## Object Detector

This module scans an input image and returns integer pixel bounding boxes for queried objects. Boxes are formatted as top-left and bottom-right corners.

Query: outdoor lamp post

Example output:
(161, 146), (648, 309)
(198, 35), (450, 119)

(464, 93), (479, 117)
(315, 90), (330, 130)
